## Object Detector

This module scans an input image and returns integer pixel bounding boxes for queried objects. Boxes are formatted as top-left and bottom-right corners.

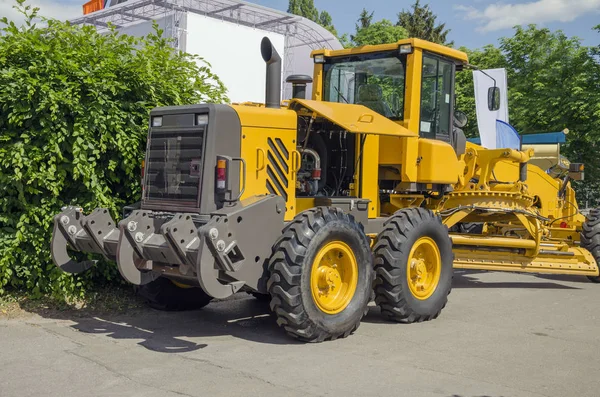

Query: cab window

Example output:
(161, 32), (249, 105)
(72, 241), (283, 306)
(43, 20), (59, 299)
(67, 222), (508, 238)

(420, 54), (453, 140)
(323, 51), (407, 121)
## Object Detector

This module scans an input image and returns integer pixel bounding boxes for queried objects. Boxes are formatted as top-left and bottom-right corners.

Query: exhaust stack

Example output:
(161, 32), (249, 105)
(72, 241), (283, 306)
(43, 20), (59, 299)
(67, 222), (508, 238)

(261, 37), (282, 109)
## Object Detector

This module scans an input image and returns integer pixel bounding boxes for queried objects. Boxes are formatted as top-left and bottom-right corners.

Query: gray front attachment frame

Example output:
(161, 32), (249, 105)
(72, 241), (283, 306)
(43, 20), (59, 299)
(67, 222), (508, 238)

(51, 195), (286, 299)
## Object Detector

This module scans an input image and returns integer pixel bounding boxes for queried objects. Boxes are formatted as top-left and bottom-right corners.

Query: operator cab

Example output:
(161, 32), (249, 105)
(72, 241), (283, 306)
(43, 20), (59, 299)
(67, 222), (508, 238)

(314, 39), (469, 155)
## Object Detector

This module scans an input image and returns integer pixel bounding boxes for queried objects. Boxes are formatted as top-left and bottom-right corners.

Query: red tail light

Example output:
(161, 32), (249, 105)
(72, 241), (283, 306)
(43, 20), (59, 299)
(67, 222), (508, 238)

(216, 159), (227, 191)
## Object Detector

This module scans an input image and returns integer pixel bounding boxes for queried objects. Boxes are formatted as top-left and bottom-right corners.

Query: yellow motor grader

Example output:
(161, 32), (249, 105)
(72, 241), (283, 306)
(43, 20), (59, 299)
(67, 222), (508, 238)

(51, 37), (599, 342)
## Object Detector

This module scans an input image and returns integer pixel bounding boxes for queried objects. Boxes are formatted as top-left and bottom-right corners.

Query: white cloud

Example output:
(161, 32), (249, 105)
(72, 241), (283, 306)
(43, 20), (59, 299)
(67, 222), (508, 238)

(0, 0), (82, 26)
(455, 0), (600, 32)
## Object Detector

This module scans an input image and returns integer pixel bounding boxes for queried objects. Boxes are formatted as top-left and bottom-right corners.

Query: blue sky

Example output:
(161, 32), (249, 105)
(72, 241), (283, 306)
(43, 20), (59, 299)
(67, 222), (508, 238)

(251, 0), (600, 49)
(1, 0), (599, 49)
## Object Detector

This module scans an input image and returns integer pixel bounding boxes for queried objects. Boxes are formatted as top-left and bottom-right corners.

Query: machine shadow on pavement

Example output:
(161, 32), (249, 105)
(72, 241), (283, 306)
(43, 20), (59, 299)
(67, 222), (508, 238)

(452, 270), (581, 290)
(27, 295), (301, 353)
(22, 271), (584, 350)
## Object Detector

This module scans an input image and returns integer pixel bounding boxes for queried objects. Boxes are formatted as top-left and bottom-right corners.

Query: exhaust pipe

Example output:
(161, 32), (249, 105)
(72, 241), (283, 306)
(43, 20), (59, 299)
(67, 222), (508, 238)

(261, 37), (281, 109)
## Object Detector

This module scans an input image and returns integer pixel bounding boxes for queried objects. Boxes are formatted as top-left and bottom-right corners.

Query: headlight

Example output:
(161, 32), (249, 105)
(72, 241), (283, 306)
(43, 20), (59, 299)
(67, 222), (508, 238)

(196, 114), (209, 126)
(314, 54), (326, 64)
(151, 116), (163, 127)
(399, 44), (413, 54)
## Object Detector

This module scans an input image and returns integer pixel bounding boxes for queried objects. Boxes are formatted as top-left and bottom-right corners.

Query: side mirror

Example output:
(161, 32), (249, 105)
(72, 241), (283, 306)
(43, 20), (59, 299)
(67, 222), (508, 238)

(454, 110), (468, 129)
(488, 86), (501, 111)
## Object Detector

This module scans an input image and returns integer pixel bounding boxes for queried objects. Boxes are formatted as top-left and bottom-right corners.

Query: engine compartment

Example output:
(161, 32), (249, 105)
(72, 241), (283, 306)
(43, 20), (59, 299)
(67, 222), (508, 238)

(296, 116), (358, 198)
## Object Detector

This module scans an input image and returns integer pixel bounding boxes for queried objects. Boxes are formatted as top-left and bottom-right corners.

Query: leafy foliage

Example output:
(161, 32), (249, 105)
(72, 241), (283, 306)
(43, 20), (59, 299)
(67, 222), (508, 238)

(0, 1), (228, 298)
(397, 0), (452, 45)
(455, 25), (600, 206)
(351, 19), (408, 47)
(356, 8), (374, 30)
(287, 0), (338, 37)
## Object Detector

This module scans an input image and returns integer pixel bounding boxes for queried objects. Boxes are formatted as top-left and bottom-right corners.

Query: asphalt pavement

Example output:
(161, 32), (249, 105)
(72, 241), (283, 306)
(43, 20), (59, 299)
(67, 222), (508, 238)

(1, 270), (599, 397)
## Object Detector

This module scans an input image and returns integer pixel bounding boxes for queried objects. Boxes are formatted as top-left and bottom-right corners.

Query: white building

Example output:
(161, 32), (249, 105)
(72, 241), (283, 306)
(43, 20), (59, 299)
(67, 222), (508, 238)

(72, 0), (343, 103)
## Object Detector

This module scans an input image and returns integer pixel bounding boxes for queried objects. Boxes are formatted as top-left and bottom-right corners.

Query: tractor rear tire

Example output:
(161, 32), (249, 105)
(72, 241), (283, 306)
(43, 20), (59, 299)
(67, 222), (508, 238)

(267, 207), (374, 343)
(373, 208), (453, 322)
(136, 277), (213, 311)
(581, 208), (600, 283)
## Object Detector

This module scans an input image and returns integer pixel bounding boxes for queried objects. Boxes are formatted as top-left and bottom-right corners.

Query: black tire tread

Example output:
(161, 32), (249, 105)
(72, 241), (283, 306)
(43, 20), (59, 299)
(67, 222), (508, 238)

(373, 208), (453, 322)
(581, 208), (600, 283)
(267, 207), (373, 342)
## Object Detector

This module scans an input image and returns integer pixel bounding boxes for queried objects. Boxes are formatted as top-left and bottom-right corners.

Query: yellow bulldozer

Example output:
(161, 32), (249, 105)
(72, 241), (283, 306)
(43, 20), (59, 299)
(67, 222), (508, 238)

(51, 37), (600, 342)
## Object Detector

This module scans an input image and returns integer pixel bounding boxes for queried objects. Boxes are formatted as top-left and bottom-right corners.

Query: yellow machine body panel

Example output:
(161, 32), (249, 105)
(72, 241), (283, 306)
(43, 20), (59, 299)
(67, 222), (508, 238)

(290, 99), (416, 137)
(463, 141), (581, 223)
(232, 105), (299, 221)
(378, 136), (461, 184)
(356, 134), (380, 218)
(403, 47), (424, 134)
(311, 38), (469, 64)
(417, 139), (460, 184)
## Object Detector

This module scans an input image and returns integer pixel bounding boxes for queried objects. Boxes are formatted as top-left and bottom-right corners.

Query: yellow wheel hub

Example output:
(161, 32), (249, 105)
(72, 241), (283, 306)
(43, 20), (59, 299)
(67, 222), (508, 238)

(311, 241), (358, 314)
(407, 237), (441, 300)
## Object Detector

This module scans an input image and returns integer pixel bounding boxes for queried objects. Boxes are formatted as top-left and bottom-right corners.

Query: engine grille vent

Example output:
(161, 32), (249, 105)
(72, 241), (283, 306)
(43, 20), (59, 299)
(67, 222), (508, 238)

(145, 127), (206, 204)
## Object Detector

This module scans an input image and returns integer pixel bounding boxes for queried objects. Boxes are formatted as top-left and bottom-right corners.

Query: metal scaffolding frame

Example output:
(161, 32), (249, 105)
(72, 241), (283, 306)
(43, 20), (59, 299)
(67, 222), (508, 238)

(70, 0), (337, 52)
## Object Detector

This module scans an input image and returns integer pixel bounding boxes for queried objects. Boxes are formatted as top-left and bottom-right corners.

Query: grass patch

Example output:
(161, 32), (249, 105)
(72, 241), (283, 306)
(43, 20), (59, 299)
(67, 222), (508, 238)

(0, 285), (147, 320)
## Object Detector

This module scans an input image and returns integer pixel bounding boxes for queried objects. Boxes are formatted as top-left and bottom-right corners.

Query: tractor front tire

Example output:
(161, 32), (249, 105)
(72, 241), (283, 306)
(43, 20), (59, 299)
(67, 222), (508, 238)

(581, 208), (600, 283)
(374, 208), (453, 322)
(136, 277), (213, 311)
(267, 207), (374, 342)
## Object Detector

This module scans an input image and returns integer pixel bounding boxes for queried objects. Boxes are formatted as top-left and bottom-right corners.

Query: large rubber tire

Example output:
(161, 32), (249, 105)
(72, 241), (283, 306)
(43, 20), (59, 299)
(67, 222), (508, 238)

(373, 208), (453, 322)
(267, 207), (374, 342)
(581, 208), (600, 283)
(136, 277), (213, 311)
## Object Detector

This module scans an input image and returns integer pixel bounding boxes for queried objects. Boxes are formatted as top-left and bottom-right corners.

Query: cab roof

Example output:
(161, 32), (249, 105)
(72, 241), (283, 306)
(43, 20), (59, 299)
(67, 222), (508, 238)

(311, 38), (469, 64)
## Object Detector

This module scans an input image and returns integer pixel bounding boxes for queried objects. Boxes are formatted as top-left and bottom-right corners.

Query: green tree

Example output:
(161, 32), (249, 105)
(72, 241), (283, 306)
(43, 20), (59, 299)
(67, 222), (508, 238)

(0, 1), (227, 298)
(318, 10), (338, 37)
(351, 19), (408, 46)
(288, 0), (318, 21)
(288, 0), (338, 36)
(454, 25), (600, 206)
(356, 8), (374, 30)
(500, 25), (600, 205)
(397, 0), (452, 45)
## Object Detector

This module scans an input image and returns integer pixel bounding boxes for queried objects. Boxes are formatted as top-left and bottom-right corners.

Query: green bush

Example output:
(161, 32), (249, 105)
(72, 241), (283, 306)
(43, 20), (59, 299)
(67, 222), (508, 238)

(0, 1), (228, 299)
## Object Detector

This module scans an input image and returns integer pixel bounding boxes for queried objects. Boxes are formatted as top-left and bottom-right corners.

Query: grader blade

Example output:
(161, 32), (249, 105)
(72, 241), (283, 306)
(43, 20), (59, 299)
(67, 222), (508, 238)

(452, 242), (599, 277)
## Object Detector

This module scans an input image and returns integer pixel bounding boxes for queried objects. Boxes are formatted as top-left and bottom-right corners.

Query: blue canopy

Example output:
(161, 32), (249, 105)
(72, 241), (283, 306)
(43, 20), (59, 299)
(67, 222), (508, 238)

(468, 131), (567, 146)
